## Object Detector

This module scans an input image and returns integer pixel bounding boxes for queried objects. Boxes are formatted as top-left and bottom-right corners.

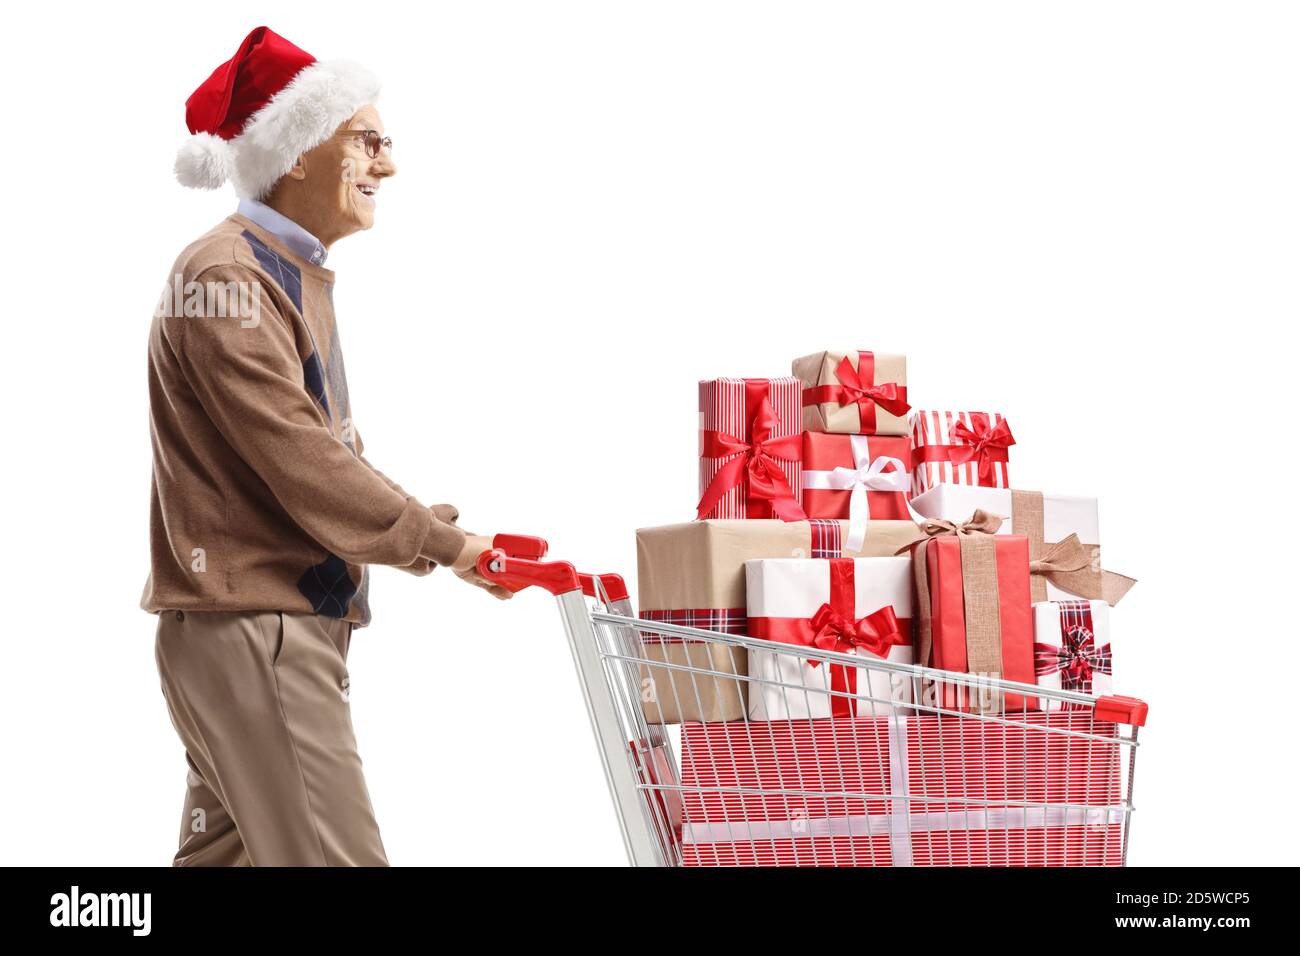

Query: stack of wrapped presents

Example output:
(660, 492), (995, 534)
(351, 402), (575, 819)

(635, 350), (1137, 865)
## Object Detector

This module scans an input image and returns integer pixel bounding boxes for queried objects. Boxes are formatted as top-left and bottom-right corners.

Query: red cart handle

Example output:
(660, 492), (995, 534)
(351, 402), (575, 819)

(477, 535), (628, 602)
(491, 534), (549, 560)
(578, 572), (629, 603)
(1093, 695), (1149, 727)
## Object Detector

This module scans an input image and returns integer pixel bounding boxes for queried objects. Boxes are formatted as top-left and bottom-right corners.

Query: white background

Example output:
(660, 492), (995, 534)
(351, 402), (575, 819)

(2, 1), (1295, 866)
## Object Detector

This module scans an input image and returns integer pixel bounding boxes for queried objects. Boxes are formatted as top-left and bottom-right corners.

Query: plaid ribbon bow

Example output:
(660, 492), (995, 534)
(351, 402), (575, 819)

(1034, 623), (1112, 693)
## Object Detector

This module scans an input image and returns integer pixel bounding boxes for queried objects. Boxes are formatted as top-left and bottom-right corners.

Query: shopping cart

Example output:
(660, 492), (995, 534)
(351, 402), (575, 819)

(480, 535), (1148, 867)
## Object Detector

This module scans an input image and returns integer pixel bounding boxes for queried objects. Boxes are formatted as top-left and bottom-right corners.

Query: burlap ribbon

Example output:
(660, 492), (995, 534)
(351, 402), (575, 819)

(899, 510), (1007, 710)
(1010, 490), (1136, 605)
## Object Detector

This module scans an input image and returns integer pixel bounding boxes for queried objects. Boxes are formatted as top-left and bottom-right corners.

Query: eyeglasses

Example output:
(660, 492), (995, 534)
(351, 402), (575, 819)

(342, 129), (393, 159)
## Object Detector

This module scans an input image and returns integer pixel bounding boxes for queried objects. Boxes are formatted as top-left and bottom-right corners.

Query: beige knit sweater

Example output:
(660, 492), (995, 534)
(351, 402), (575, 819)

(141, 214), (466, 625)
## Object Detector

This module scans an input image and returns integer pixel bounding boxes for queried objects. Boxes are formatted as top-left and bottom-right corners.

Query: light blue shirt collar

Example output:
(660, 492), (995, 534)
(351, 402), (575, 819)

(237, 198), (329, 266)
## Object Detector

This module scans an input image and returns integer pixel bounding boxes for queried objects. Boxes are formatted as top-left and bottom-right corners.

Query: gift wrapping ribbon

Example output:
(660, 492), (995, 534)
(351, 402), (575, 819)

(697, 380), (806, 521)
(801, 434), (911, 552)
(638, 608), (748, 641)
(914, 414), (1015, 487)
(806, 602), (906, 662)
(681, 805), (1127, 846)
(748, 558), (910, 717)
(1010, 489), (1136, 604)
(897, 509), (1008, 713)
(1034, 601), (1112, 694)
(801, 351), (910, 433)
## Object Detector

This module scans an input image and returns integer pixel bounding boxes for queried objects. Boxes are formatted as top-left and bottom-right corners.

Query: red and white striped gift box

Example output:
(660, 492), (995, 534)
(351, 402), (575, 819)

(909, 410), (1014, 497)
(905, 711), (1123, 866)
(678, 712), (1124, 867)
(680, 716), (895, 866)
(698, 377), (803, 520)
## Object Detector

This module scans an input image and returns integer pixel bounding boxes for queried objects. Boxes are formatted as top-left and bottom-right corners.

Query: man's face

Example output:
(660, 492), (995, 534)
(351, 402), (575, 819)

(298, 105), (397, 241)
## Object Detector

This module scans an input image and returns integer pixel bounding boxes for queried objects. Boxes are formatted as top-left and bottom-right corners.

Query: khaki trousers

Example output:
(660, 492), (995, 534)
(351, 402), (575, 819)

(154, 610), (389, 866)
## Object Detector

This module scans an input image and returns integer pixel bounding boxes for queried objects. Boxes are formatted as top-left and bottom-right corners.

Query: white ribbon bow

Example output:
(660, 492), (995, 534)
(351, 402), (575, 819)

(802, 435), (911, 552)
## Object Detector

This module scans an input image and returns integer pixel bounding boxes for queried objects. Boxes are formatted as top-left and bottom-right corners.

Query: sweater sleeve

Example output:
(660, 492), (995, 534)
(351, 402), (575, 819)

(354, 429), (458, 577)
(169, 264), (466, 568)
(354, 426), (412, 497)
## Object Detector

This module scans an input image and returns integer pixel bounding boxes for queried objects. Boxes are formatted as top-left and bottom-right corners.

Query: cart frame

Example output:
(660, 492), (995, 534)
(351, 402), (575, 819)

(479, 536), (1147, 868)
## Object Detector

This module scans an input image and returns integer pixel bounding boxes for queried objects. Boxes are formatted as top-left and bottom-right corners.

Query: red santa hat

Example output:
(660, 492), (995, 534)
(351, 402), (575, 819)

(175, 26), (380, 199)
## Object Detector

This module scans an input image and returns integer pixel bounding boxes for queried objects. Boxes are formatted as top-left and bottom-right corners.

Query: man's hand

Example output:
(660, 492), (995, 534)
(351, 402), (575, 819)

(451, 534), (513, 600)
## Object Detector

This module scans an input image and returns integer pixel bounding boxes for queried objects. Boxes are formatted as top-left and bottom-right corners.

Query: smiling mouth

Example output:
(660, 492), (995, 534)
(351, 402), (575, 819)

(354, 182), (378, 204)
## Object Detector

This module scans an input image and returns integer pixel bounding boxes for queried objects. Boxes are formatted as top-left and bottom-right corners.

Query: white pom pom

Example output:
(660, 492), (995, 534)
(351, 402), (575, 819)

(174, 132), (234, 189)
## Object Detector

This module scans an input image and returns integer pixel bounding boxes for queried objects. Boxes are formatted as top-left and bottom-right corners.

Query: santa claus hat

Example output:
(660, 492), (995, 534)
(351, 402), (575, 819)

(175, 26), (380, 199)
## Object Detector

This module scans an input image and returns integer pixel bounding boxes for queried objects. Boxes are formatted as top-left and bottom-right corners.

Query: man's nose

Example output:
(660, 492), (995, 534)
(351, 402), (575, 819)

(371, 152), (397, 179)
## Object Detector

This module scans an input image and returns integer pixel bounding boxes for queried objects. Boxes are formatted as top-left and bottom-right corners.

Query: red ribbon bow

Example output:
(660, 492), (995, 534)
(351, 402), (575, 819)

(947, 417), (1016, 486)
(802, 352), (910, 433)
(805, 602), (906, 664)
(696, 395), (806, 521)
(834, 355), (911, 425)
(748, 559), (913, 718)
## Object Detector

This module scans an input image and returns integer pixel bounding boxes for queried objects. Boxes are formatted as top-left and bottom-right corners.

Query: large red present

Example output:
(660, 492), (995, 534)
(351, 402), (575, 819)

(678, 713), (1125, 867)
(681, 716), (895, 866)
(800, 432), (912, 552)
(697, 377), (805, 521)
(908, 511), (1036, 713)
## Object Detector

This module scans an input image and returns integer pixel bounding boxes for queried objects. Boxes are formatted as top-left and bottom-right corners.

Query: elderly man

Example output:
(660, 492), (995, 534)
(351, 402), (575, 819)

(144, 26), (507, 867)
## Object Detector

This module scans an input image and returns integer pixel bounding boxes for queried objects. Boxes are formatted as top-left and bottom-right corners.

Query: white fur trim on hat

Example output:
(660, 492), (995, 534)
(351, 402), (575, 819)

(228, 59), (381, 199)
(174, 132), (236, 189)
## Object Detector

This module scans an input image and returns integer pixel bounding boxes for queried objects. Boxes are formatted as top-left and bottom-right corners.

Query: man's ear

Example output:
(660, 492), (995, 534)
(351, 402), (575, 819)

(285, 156), (308, 182)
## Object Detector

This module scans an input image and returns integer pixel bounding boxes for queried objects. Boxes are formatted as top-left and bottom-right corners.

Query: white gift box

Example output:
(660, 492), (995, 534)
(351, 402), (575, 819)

(744, 557), (914, 720)
(1033, 600), (1112, 710)
(910, 484), (1104, 603)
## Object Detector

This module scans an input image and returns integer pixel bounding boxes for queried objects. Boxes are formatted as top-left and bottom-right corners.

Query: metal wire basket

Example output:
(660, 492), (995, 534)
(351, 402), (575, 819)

(479, 536), (1146, 867)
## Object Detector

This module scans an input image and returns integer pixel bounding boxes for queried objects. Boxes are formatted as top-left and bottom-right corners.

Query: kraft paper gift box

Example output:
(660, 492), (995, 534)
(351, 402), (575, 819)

(635, 519), (923, 724)
(745, 557), (915, 720)
(697, 377), (805, 521)
(793, 350), (910, 436)
(801, 433), (912, 552)
(1033, 600), (1112, 710)
(909, 484), (1136, 605)
(909, 513), (1036, 713)
(909, 410), (1015, 496)
(678, 713), (1125, 867)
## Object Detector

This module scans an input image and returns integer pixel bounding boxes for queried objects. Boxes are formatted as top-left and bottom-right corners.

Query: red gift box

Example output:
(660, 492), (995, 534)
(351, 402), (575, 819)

(915, 522), (1036, 713)
(800, 433), (912, 551)
(678, 713), (1124, 867)
(697, 377), (805, 521)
